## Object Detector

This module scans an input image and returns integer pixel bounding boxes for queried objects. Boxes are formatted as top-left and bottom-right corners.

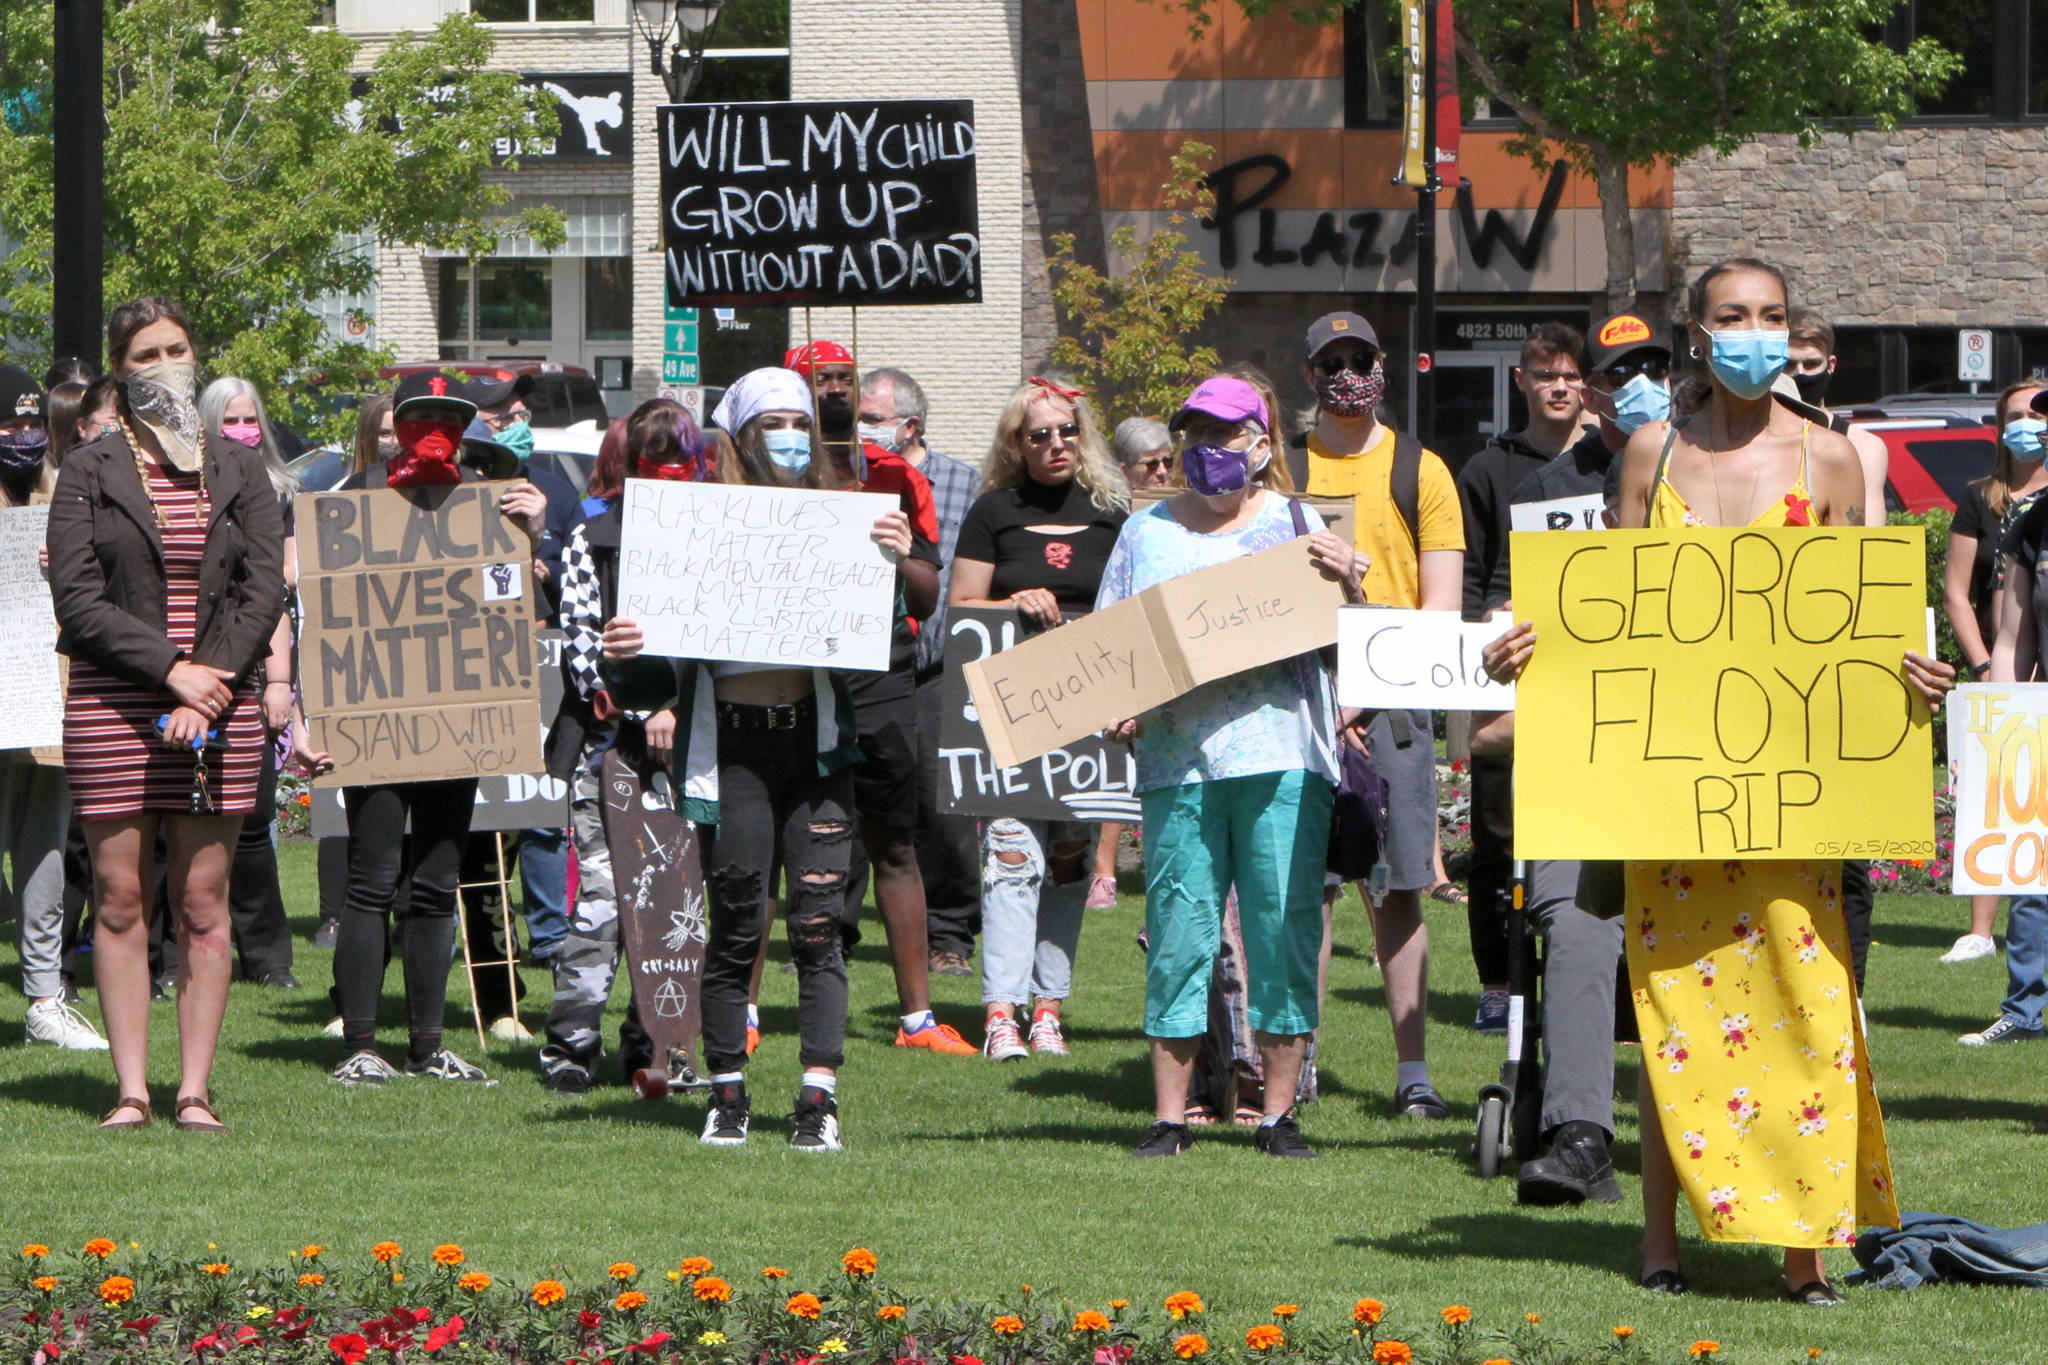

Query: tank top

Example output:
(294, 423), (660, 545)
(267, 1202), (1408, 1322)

(1648, 421), (1813, 530)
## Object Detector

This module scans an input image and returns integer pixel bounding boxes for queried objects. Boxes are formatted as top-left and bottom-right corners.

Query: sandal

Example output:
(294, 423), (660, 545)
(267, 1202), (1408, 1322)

(1182, 1102), (1220, 1127)
(1786, 1280), (1843, 1307)
(98, 1096), (152, 1130)
(1638, 1268), (1689, 1295)
(1427, 881), (1469, 905)
(174, 1095), (227, 1134)
(1233, 1104), (1265, 1128)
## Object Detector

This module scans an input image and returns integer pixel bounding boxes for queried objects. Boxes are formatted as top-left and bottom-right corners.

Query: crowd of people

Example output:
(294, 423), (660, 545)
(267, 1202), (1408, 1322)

(7, 258), (2035, 1301)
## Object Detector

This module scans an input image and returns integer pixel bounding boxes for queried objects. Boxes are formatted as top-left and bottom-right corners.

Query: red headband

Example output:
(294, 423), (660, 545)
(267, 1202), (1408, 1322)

(1027, 376), (1084, 401)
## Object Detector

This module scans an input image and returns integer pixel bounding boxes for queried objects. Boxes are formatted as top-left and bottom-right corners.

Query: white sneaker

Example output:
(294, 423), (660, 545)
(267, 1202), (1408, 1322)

(1027, 1012), (1069, 1056)
(488, 1015), (532, 1042)
(983, 1014), (1028, 1061)
(331, 1049), (401, 1086)
(1939, 933), (1997, 964)
(25, 997), (109, 1051)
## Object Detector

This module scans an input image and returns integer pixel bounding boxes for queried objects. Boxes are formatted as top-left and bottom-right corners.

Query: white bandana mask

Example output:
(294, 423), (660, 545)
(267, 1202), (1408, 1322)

(124, 360), (204, 472)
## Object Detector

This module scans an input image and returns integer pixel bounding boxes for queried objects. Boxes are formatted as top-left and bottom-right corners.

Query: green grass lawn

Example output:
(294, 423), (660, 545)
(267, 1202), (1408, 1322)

(0, 840), (2042, 1361)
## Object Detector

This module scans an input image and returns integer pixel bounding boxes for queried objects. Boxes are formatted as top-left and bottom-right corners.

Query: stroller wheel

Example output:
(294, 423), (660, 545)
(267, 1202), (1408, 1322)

(1473, 1091), (1509, 1179)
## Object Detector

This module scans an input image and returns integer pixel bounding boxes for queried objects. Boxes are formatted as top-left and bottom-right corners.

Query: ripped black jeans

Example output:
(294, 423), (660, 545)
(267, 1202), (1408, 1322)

(701, 710), (857, 1074)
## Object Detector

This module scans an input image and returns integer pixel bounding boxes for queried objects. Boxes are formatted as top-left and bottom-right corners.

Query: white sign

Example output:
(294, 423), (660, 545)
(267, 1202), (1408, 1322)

(1959, 328), (1993, 383)
(1336, 607), (1515, 710)
(1949, 683), (2048, 892)
(0, 505), (62, 750)
(616, 479), (900, 670)
(1510, 493), (1607, 534)
(659, 386), (705, 425)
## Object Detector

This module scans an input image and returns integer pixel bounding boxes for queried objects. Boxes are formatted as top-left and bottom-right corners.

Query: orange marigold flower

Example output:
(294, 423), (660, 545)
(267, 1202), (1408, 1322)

(83, 1239), (116, 1260)
(1073, 1311), (1112, 1333)
(1689, 1345), (1720, 1359)
(201, 1263), (231, 1276)
(787, 1293), (824, 1320)
(432, 1245), (464, 1268)
(990, 1316), (1024, 1335)
(301, 1246), (324, 1260)
(459, 1272), (492, 1293)
(1108, 1299), (1131, 1311)
(877, 1305), (908, 1322)
(371, 1242), (403, 1264)
(1808, 1352), (1824, 1362)
(694, 1276), (733, 1303)
(299, 1273), (325, 1288)
(679, 1257), (714, 1277)
(98, 1275), (135, 1305)
(1481, 1359), (1512, 1365)
(22, 1245), (50, 1259)
(1524, 1314), (1541, 1325)
(31, 1276), (56, 1293)
(1163, 1291), (1204, 1320)
(1172, 1333), (1209, 1359)
(1370, 1344), (1412, 1365)
(1612, 1327), (1635, 1339)
(608, 1262), (638, 1280)
(616, 1290), (650, 1312)
(1441, 1305), (1472, 1326)
(1353, 1300), (1385, 1327)
(531, 1280), (567, 1308)
(843, 1248), (878, 1277)
(1245, 1325), (1285, 1351)
(763, 1267), (789, 1280)
(1272, 1305), (1298, 1319)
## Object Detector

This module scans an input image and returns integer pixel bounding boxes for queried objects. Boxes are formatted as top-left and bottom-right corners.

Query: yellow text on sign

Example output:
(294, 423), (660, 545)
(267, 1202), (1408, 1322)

(1508, 526), (1934, 860)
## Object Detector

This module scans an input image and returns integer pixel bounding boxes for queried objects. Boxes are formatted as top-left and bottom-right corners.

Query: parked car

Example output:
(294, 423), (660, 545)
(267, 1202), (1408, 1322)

(1851, 418), (1997, 514)
(1850, 392), (1999, 426)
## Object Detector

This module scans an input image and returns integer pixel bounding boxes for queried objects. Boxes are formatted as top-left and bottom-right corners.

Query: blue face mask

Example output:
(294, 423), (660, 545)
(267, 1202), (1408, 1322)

(1609, 374), (1671, 435)
(763, 428), (812, 474)
(494, 418), (534, 461)
(1707, 328), (1790, 400)
(2003, 417), (2048, 463)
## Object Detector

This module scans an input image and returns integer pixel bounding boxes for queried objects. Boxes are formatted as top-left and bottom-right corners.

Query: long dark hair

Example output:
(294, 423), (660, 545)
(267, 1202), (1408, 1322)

(106, 296), (194, 369)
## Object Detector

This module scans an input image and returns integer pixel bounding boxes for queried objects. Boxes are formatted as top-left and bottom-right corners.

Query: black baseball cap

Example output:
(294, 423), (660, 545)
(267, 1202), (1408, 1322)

(0, 366), (43, 424)
(2029, 388), (2048, 415)
(392, 371), (477, 424)
(461, 371), (536, 411)
(1588, 313), (1669, 372)
(1304, 312), (1380, 362)
(459, 417), (522, 479)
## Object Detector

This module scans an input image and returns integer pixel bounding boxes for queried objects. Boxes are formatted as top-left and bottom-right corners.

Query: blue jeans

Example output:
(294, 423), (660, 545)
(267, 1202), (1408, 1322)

(520, 826), (570, 963)
(1999, 893), (2048, 1030)
(979, 818), (1090, 1007)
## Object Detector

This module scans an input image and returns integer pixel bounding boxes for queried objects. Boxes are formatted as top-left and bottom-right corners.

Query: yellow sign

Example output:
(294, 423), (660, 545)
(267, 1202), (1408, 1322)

(1508, 526), (1935, 860)
(1396, 0), (1428, 190)
(1949, 684), (2048, 892)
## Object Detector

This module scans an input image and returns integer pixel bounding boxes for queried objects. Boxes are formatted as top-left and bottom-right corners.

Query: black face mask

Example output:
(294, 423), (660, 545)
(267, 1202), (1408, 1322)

(1791, 368), (1832, 406)
(817, 392), (855, 440)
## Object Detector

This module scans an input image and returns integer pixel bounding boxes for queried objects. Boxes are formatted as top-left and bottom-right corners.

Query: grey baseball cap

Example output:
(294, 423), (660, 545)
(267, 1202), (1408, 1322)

(1304, 311), (1379, 362)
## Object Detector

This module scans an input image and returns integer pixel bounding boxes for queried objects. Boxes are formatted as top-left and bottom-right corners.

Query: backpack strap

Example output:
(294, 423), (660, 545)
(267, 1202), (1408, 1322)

(1285, 431), (1311, 492)
(1389, 430), (1422, 553)
(1287, 495), (1309, 538)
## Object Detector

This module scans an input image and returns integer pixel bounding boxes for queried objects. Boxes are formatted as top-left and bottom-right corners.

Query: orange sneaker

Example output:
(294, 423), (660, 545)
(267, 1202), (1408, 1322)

(895, 1021), (976, 1055)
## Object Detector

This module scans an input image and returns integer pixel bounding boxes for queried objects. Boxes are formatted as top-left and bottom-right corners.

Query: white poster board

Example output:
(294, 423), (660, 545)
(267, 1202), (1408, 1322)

(615, 479), (900, 670)
(1950, 683), (2048, 892)
(1336, 607), (1515, 710)
(0, 505), (62, 750)
(1509, 494), (1607, 534)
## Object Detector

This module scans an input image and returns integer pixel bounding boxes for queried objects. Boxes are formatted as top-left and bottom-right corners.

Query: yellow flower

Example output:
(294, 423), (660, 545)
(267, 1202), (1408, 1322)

(990, 1315), (1024, 1335)
(609, 1261), (639, 1280)
(531, 1280), (567, 1307)
(1164, 1291), (1205, 1320)
(247, 1306), (273, 1321)
(667, 1271), (682, 1282)
(699, 1331), (728, 1346)
(1441, 1305), (1471, 1327)
(460, 1272), (492, 1293)
(1689, 1345), (1720, 1359)
(431, 1244), (464, 1268)
(1272, 1305), (1299, 1319)
(83, 1239), (116, 1260)
(299, 1273), (325, 1288)
(371, 1241), (403, 1264)
(1245, 1325), (1285, 1351)
(202, 1263), (231, 1276)
(1173, 1333), (1209, 1359)
(31, 1276), (56, 1293)
(98, 1275), (135, 1305)
(679, 1257), (714, 1277)
(22, 1245), (49, 1259)
(1480, 1359), (1512, 1365)
(391, 1273), (404, 1284)
(615, 1290), (650, 1312)
(821, 1339), (850, 1355)
(1108, 1299), (1131, 1311)
(842, 1248), (878, 1277)
(1524, 1314), (1541, 1326)
(878, 1305), (908, 1322)
(1073, 1311), (1112, 1333)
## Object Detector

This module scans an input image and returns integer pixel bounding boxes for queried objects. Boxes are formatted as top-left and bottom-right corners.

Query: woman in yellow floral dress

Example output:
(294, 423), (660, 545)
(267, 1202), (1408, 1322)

(1485, 258), (1953, 1304)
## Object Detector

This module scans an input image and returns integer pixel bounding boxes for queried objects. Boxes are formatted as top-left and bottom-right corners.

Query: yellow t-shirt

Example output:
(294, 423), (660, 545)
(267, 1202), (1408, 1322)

(1302, 426), (1464, 609)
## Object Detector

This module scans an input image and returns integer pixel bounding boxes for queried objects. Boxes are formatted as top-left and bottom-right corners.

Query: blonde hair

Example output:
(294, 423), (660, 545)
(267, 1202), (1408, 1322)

(980, 381), (1130, 513)
(1979, 379), (2048, 517)
(199, 376), (297, 499)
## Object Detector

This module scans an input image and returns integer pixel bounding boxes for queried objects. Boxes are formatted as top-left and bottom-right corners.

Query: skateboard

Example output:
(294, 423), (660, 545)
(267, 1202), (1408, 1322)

(600, 747), (710, 1099)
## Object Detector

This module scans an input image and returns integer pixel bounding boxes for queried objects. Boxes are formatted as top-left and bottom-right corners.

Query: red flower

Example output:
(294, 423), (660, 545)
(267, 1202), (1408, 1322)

(628, 1333), (673, 1356)
(328, 1335), (369, 1365)
(36, 1347), (58, 1362)
(122, 1318), (162, 1336)
(423, 1316), (465, 1353)
(234, 1327), (261, 1347)
(1095, 1347), (1135, 1365)
(953, 1357), (986, 1365)
(579, 1309), (604, 1330)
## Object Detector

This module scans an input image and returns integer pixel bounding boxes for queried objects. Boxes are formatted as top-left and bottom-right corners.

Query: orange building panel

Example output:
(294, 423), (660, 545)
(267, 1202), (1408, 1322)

(1340, 130), (1420, 210)
(1094, 130), (1227, 212)
(1219, 129), (1344, 209)
(1075, 0), (1108, 81)
(1096, 0), (1225, 82)
(1220, 4), (1344, 79)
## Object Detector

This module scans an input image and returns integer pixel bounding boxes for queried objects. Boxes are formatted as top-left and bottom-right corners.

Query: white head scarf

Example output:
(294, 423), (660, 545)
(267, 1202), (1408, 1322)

(712, 367), (813, 436)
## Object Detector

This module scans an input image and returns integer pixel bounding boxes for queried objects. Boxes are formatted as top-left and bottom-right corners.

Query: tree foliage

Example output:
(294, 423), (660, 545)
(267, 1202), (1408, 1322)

(1047, 141), (1231, 426)
(0, 0), (564, 436)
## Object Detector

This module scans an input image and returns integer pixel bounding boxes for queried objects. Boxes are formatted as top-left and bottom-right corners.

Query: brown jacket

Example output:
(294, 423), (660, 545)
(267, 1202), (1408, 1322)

(48, 429), (287, 692)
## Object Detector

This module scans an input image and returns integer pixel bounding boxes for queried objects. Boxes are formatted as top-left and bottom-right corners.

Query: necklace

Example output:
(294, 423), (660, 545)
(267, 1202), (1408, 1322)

(118, 412), (206, 526)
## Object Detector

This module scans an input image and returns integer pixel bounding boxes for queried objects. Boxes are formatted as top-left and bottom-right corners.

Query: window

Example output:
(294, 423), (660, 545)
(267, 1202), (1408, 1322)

(691, 0), (791, 103)
(584, 258), (632, 341)
(438, 260), (553, 353)
(1882, 0), (2041, 121)
(471, 0), (595, 21)
(1342, 0), (1399, 128)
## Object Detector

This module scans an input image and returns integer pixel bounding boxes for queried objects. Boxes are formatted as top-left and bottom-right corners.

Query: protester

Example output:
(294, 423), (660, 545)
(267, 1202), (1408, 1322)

(949, 377), (1130, 1060)
(1455, 323), (1586, 1035)
(1487, 258), (1953, 1302)
(1112, 416), (1174, 491)
(1288, 311), (1464, 1119)
(859, 367), (983, 981)
(48, 377), (118, 467)
(787, 341), (973, 1057)
(1099, 375), (1363, 1159)
(1545, 312), (1672, 520)
(348, 394), (397, 477)
(601, 365), (921, 1150)
(315, 372), (549, 1087)
(49, 296), (288, 1130)
(1937, 378), (2048, 967)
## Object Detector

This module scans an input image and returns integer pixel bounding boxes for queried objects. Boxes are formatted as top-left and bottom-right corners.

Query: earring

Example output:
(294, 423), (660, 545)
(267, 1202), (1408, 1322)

(1689, 345), (1703, 360)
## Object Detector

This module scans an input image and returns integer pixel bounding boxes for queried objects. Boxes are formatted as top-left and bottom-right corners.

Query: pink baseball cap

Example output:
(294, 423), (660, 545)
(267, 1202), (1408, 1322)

(1169, 376), (1270, 433)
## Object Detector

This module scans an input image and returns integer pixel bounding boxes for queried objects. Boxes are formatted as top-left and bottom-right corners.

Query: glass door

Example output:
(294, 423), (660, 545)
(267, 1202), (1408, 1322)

(1428, 353), (1511, 470)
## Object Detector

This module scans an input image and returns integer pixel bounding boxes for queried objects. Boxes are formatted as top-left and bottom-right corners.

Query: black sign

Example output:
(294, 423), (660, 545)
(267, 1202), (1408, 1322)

(937, 608), (1140, 823)
(517, 73), (632, 163)
(659, 99), (981, 308)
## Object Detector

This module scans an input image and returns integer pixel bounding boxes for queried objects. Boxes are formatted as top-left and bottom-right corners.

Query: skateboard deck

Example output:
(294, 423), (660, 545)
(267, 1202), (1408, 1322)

(601, 747), (710, 1097)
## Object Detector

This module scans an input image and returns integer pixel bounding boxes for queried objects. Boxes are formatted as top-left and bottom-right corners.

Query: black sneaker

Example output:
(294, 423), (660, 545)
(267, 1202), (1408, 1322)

(250, 970), (301, 990)
(701, 1082), (750, 1146)
(539, 1048), (593, 1096)
(1392, 1082), (1451, 1119)
(1252, 1114), (1318, 1159)
(311, 921), (338, 951)
(1518, 1121), (1623, 1204)
(1131, 1120), (1191, 1158)
(789, 1086), (842, 1151)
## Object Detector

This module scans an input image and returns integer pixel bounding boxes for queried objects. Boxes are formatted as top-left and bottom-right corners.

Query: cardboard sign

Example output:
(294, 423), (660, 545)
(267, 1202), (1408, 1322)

(298, 483), (542, 788)
(659, 99), (981, 308)
(1510, 493), (1607, 534)
(614, 479), (899, 671)
(1948, 685), (2048, 892)
(1131, 489), (1353, 546)
(1509, 526), (1934, 860)
(1337, 608), (1515, 710)
(0, 505), (61, 751)
(938, 607), (1141, 822)
(964, 538), (1346, 770)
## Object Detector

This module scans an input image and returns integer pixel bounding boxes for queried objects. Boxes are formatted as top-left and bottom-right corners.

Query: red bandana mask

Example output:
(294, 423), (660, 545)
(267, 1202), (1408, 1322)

(642, 458), (704, 482)
(388, 419), (464, 488)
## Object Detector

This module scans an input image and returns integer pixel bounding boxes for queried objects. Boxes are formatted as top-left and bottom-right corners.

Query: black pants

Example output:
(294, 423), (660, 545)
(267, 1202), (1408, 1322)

(227, 750), (292, 980)
(1842, 858), (1873, 992)
(334, 779), (479, 1056)
(1466, 754), (1514, 984)
(317, 836), (347, 926)
(913, 672), (981, 956)
(700, 708), (855, 1075)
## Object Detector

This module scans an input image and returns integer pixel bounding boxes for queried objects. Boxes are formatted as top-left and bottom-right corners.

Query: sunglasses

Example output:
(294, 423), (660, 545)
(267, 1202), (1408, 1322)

(1600, 356), (1669, 385)
(1024, 422), (1080, 447)
(1316, 353), (1380, 377)
(1133, 456), (1173, 473)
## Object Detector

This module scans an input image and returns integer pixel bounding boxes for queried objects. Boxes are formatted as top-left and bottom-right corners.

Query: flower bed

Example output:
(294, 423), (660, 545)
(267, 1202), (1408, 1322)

(8, 1242), (1816, 1365)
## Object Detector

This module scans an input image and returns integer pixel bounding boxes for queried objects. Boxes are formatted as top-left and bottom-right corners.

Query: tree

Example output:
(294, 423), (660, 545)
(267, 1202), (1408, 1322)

(1159, 0), (1959, 315)
(0, 0), (563, 435)
(1047, 140), (1231, 425)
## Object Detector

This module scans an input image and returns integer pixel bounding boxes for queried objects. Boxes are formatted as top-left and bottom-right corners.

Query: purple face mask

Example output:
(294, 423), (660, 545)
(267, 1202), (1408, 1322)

(1181, 436), (1271, 496)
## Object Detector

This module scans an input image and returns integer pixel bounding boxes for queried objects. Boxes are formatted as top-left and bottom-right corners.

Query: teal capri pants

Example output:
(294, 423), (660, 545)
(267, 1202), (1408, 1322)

(1139, 769), (1334, 1039)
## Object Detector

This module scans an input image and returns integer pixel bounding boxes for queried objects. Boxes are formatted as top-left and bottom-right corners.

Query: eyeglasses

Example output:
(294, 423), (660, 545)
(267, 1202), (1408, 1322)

(1133, 456), (1173, 472)
(1522, 368), (1581, 386)
(1024, 422), (1080, 447)
(484, 405), (529, 430)
(1316, 353), (1380, 377)
(1600, 356), (1669, 385)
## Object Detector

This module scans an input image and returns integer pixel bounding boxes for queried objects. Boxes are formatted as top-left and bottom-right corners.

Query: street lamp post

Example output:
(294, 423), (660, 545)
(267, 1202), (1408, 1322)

(632, 0), (727, 103)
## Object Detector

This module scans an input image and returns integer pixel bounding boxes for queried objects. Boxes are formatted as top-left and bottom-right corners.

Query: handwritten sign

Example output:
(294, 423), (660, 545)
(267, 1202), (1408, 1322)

(614, 479), (898, 670)
(1509, 526), (1934, 860)
(0, 505), (60, 751)
(938, 607), (1140, 821)
(1510, 493), (1606, 534)
(298, 483), (541, 788)
(964, 539), (1345, 770)
(1948, 685), (2048, 892)
(1337, 608), (1515, 709)
(659, 99), (980, 308)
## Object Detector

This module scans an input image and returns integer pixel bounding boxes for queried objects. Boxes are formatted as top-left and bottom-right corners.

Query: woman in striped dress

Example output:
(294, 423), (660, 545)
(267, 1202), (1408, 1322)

(47, 297), (286, 1132)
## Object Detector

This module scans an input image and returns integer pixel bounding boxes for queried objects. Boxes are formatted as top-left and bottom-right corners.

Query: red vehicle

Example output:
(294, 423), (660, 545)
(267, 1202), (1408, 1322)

(1854, 420), (1997, 515)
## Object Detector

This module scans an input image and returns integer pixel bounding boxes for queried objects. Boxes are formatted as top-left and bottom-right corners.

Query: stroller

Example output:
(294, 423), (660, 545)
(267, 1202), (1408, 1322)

(1472, 859), (1544, 1177)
